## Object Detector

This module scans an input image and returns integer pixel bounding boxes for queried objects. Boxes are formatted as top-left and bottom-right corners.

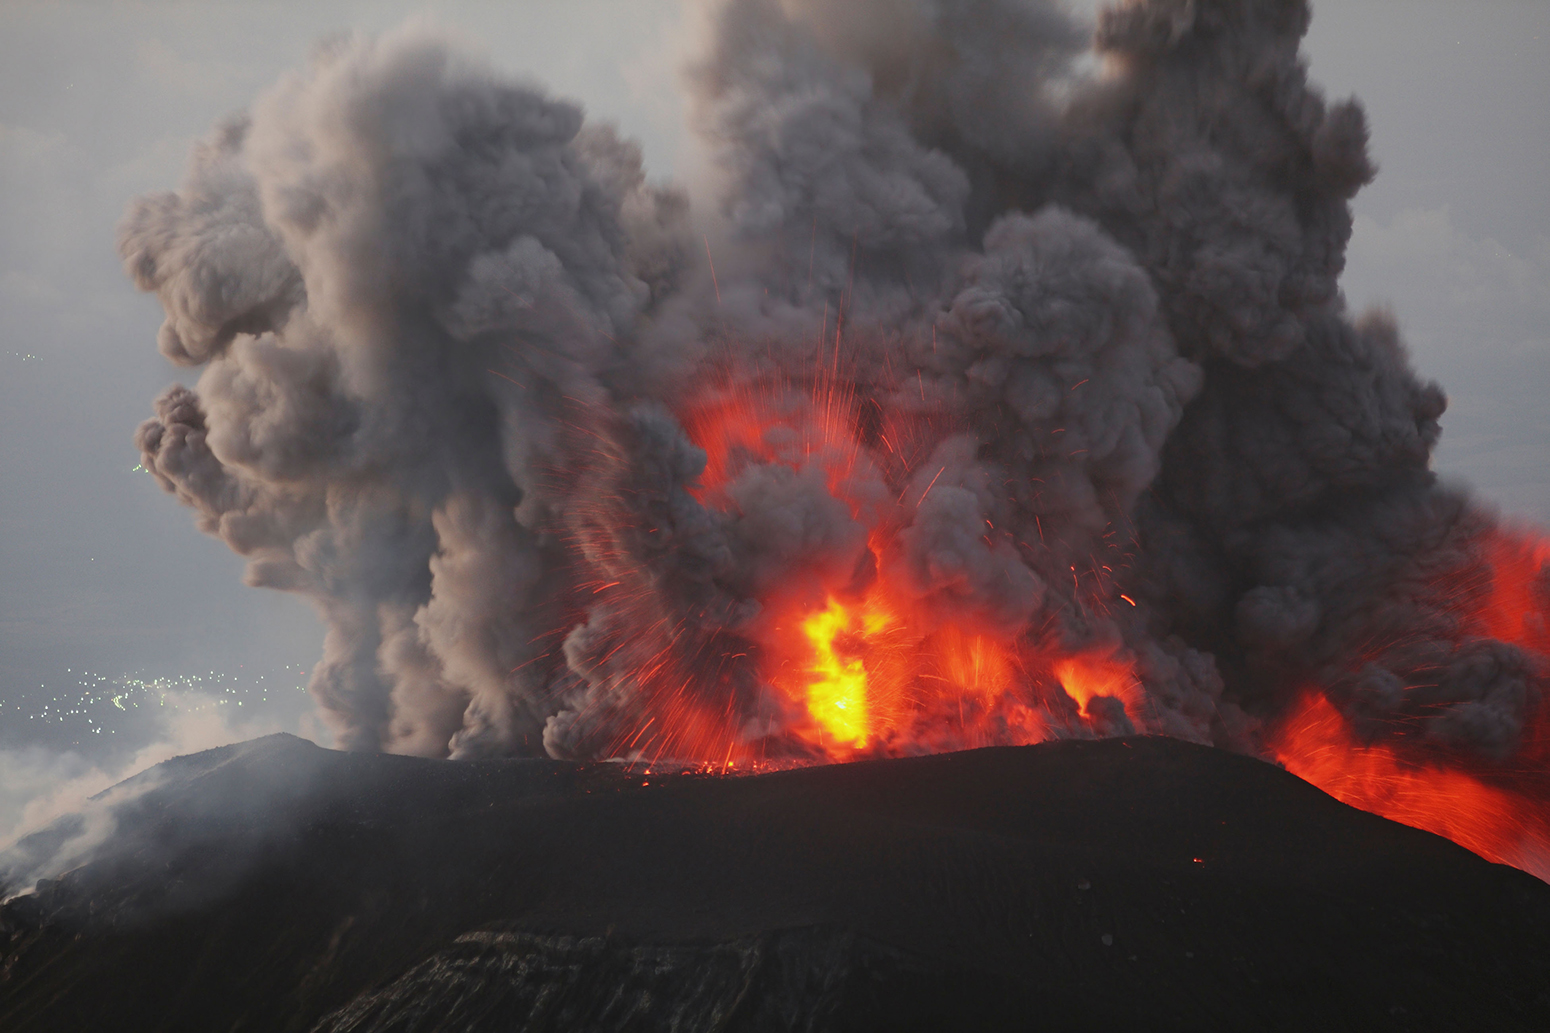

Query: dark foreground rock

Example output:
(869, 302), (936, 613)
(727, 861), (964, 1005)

(2, 735), (1549, 1032)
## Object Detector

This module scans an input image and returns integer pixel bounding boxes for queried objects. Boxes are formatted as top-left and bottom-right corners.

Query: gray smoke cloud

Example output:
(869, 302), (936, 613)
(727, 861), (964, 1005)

(124, 0), (1547, 771)
(127, 26), (688, 755)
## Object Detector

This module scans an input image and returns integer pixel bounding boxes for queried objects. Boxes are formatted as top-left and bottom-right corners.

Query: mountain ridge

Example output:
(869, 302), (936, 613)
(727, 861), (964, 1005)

(4, 736), (1549, 1031)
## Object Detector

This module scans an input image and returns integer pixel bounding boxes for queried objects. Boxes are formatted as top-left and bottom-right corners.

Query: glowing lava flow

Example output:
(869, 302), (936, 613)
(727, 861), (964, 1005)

(1272, 526), (1550, 881)
(1271, 692), (1550, 881)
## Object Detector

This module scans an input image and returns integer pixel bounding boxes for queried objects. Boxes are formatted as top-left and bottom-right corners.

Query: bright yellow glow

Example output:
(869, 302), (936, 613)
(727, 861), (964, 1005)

(800, 597), (881, 747)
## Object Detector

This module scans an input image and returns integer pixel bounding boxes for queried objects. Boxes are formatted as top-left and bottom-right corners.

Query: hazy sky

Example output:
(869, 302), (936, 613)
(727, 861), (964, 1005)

(0, 0), (1546, 786)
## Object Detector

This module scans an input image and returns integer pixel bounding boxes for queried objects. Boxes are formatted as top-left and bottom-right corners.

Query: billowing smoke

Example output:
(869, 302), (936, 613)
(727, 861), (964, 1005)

(124, 0), (1546, 783)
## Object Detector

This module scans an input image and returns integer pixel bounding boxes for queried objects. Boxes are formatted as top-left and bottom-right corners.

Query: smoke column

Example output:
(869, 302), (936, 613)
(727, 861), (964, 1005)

(123, 0), (1548, 870)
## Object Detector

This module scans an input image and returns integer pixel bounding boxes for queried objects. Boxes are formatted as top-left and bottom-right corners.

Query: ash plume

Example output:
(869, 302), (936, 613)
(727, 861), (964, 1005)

(124, 0), (1546, 774)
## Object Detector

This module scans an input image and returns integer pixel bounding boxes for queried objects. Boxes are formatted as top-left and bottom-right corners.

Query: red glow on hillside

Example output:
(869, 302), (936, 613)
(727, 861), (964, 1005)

(1272, 527), (1550, 881)
(1271, 692), (1550, 881)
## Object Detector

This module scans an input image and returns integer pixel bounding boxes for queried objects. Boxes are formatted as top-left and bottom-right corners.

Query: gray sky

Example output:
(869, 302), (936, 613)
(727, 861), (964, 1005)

(0, 0), (1546, 791)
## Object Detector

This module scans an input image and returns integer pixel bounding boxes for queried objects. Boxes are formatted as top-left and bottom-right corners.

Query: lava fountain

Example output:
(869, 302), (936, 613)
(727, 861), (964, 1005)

(641, 348), (1141, 765)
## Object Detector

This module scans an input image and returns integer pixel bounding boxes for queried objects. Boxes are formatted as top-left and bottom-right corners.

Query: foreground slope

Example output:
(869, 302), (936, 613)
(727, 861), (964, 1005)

(3, 735), (1549, 1031)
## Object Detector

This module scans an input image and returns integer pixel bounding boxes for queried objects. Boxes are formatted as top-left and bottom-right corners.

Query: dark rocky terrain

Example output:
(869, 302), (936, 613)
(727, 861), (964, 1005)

(3, 735), (1549, 1032)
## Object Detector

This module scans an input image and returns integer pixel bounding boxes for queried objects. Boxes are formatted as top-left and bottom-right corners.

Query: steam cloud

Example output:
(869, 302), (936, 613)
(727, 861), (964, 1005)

(124, 0), (1545, 770)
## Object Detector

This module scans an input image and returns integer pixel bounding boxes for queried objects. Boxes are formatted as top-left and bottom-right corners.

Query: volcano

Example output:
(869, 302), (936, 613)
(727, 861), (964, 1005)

(4, 735), (1549, 1031)
(15, 0), (1550, 1024)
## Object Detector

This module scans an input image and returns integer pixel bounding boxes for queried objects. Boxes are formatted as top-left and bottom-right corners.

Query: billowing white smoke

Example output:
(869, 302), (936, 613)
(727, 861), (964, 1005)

(124, 0), (1544, 767)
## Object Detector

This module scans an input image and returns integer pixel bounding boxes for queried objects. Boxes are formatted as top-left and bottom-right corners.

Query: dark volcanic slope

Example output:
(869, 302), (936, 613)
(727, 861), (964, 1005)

(3, 737), (1549, 1032)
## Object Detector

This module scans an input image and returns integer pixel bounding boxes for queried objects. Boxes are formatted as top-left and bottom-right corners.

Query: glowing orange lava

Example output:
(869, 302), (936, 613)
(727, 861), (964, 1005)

(666, 358), (1143, 764)
(1272, 526), (1550, 881)
(1271, 692), (1550, 881)
(795, 596), (883, 748)
(667, 359), (1550, 886)
(769, 583), (1059, 759)
(1054, 652), (1144, 721)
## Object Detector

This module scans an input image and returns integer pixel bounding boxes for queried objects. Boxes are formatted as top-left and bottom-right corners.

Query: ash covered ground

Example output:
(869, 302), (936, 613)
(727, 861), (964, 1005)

(3, 734), (1549, 1031)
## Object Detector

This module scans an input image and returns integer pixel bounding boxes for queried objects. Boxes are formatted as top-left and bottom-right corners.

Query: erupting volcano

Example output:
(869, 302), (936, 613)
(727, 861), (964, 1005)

(120, 0), (1550, 884)
(571, 353), (1150, 767)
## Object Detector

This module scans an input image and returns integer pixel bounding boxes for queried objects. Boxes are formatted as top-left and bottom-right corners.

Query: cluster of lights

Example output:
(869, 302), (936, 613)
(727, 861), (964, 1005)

(0, 665), (311, 739)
